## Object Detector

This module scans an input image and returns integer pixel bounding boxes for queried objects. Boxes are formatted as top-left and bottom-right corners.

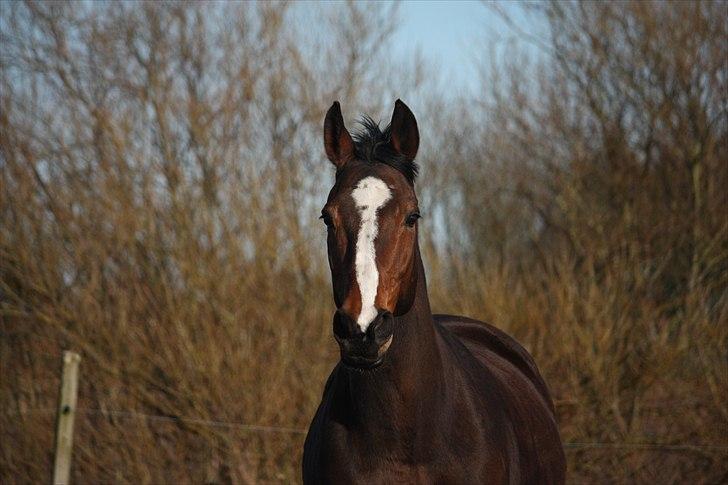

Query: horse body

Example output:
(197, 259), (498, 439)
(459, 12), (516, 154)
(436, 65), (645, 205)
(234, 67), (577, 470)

(303, 100), (565, 484)
(304, 257), (565, 484)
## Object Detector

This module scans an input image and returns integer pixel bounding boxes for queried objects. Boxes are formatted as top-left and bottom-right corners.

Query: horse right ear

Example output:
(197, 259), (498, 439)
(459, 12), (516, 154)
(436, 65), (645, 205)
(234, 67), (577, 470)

(323, 101), (354, 168)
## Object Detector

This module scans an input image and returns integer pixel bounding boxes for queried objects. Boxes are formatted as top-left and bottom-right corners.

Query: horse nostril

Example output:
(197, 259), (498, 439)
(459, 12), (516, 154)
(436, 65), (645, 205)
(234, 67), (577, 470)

(367, 310), (394, 343)
(333, 309), (363, 341)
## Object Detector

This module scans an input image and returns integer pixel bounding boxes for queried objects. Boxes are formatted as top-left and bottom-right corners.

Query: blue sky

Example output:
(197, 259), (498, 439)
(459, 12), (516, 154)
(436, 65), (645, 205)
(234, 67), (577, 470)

(287, 1), (543, 98)
(393, 1), (540, 94)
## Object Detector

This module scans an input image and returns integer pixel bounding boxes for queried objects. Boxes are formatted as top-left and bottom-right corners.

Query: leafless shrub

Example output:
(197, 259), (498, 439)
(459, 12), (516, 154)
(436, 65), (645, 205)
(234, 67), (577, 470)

(1, 0), (725, 483)
(1, 1), (414, 482)
(423, 1), (727, 482)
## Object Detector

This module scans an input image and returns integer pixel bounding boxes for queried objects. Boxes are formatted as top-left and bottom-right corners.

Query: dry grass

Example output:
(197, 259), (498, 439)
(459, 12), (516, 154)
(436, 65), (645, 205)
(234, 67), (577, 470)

(1, 1), (727, 483)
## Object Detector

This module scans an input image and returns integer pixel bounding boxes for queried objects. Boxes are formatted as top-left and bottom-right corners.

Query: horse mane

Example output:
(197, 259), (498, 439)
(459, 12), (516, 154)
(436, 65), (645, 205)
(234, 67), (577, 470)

(352, 116), (419, 183)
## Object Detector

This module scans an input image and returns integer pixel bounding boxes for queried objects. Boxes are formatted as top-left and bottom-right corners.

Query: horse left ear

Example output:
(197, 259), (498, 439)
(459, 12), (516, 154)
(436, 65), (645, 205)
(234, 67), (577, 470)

(389, 99), (419, 160)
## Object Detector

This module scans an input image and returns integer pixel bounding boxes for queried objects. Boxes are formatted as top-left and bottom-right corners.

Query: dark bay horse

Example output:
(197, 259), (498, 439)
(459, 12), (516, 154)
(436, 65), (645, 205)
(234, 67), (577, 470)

(303, 100), (566, 484)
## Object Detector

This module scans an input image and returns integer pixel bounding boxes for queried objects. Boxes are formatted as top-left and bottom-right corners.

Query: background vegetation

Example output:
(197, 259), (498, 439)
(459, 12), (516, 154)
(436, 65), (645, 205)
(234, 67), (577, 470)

(1, 1), (726, 483)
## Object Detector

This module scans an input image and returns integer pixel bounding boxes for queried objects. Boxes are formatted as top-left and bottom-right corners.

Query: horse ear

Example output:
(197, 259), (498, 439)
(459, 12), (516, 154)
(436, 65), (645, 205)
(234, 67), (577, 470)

(389, 99), (419, 160)
(323, 101), (354, 168)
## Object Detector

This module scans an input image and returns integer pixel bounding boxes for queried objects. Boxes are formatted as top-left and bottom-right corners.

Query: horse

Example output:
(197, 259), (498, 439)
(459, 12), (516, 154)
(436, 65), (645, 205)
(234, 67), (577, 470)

(303, 100), (566, 484)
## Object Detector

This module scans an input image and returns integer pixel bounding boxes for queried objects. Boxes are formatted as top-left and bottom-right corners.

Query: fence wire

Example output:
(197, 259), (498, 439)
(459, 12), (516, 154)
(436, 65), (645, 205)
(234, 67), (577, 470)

(8, 407), (307, 435)
(7, 407), (728, 452)
(7, 351), (728, 453)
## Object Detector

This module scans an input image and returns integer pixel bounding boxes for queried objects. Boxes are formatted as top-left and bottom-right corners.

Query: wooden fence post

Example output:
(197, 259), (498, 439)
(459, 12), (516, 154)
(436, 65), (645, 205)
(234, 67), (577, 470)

(52, 351), (81, 485)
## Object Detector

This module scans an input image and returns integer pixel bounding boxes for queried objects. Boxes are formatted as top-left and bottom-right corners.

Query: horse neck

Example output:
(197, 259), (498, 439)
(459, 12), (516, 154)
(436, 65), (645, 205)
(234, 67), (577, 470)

(338, 244), (445, 432)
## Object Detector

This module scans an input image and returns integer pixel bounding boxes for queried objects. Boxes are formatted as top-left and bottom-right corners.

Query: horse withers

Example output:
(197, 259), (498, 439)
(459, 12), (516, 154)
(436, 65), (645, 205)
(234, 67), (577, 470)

(303, 100), (566, 484)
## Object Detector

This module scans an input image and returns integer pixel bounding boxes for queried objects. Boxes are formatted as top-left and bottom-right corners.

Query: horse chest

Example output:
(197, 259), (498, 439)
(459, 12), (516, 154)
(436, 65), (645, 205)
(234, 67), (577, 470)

(319, 453), (497, 485)
(322, 458), (434, 485)
(316, 423), (499, 485)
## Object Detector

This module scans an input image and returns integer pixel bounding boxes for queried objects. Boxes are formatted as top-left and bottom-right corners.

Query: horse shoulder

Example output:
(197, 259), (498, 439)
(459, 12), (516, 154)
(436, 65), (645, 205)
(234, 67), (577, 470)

(433, 314), (556, 415)
(434, 314), (566, 483)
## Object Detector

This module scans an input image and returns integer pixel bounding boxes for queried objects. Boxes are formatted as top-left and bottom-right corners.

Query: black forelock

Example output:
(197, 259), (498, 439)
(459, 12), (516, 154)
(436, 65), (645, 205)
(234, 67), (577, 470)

(351, 116), (418, 183)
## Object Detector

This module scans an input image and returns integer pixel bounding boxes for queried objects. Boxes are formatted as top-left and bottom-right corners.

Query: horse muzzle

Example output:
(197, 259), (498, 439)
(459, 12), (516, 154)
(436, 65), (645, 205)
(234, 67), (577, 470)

(333, 309), (394, 369)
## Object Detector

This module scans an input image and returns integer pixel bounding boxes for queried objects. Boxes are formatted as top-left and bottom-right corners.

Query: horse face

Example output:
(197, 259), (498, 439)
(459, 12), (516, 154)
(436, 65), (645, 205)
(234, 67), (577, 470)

(321, 100), (420, 369)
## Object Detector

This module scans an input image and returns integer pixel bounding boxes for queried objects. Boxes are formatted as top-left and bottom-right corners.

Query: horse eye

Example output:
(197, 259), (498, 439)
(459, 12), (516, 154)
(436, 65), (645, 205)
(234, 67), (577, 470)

(405, 211), (421, 227)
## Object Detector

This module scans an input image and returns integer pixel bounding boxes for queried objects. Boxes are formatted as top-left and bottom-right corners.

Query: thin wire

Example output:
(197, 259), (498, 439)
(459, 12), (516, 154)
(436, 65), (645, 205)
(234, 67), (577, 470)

(564, 442), (728, 452)
(8, 408), (728, 450)
(78, 408), (308, 435)
(8, 407), (307, 435)
(4, 348), (67, 360)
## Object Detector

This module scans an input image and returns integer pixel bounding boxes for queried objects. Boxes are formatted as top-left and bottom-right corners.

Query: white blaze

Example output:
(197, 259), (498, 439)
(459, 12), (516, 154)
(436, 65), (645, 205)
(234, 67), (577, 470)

(351, 176), (392, 332)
